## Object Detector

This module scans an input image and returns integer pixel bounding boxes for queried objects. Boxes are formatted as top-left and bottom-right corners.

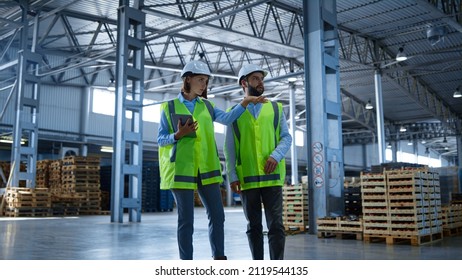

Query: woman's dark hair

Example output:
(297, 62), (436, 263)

(181, 74), (209, 99)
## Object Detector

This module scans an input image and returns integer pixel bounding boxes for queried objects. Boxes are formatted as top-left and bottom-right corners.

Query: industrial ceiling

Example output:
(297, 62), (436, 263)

(0, 0), (461, 160)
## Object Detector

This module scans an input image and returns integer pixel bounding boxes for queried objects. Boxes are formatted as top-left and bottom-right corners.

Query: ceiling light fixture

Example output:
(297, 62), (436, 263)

(399, 125), (407, 132)
(100, 146), (113, 153)
(407, 139), (413, 146)
(107, 79), (116, 91)
(453, 87), (462, 98)
(365, 100), (373, 110)
(396, 47), (407, 61)
(443, 136), (447, 143)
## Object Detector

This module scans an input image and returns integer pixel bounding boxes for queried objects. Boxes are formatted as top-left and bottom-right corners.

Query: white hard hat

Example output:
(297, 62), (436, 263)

(181, 60), (212, 78)
(237, 64), (268, 85)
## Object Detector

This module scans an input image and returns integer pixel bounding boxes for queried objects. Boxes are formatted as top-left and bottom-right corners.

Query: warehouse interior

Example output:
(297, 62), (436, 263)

(1, 0), (462, 260)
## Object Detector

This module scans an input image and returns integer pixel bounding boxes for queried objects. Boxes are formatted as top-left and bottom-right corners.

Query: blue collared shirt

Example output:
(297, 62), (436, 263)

(224, 102), (292, 183)
(157, 93), (245, 146)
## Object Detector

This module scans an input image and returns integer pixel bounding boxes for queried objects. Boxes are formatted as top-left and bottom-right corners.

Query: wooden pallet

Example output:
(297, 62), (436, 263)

(364, 231), (443, 246)
(4, 207), (51, 217)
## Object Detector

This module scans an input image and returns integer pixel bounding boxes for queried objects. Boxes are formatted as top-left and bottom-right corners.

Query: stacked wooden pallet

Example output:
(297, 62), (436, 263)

(387, 170), (442, 239)
(362, 168), (443, 245)
(317, 216), (363, 240)
(3, 187), (52, 217)
(36, 160), (52, 188)
(361, 172), (389, 236)
(282, 183), (308, 232)
(60, 156), (102, 215)
(48, 160), (63, 195)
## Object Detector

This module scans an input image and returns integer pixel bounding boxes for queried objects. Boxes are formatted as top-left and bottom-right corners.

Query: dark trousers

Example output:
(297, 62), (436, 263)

(240, 186), (285, 260)
(171, 182), (225, 260)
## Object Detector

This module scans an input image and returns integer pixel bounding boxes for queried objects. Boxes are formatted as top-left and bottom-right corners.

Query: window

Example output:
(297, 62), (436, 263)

(295, 130), (304, 147)
(92, 88), (160, 123)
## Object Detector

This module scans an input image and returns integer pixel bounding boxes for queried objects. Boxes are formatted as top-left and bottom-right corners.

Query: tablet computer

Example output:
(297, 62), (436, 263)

(171, 113), (196, 138)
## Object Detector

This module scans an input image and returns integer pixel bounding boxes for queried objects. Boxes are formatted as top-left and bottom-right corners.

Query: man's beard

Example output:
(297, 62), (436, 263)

(248, 85), (264, 97)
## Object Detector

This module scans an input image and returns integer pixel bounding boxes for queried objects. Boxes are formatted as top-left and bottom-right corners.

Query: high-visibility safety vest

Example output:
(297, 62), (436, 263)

(159, 97), (223, 190)
(230, 101), (286, 190)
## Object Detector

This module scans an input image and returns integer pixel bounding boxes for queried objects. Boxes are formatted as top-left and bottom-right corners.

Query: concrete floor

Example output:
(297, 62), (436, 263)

(1, 207), (461, 260)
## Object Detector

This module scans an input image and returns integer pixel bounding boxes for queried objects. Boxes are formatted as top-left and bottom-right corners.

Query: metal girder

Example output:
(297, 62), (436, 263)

(341, 89), (376, 131)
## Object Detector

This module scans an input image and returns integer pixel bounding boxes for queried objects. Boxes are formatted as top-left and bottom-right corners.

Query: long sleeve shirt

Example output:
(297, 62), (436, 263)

(224, 102), (292, 183)
(157, 92), (246, 146)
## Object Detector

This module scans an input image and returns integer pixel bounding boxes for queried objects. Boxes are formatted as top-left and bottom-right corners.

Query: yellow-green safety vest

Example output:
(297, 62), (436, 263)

(230, 101), (286, 190)
(159, 98), (223, 190)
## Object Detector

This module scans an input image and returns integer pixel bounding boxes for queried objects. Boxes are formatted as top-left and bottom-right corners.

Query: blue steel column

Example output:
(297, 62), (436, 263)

(9, 1), (40, 189)
(305, 0), (344, 233)
(374, 70), (386, 163)
(111, 0), (145, 223)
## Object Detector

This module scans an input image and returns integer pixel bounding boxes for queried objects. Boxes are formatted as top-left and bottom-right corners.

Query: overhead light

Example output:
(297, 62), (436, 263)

(442, 136), (447, 143)
(399, 125), (407, 132)
(107, 79), (116, 91)
(207, 94), (215, 98)
(407, 139), (413, 145)
(445, 146), (449, 150)
(287, 77), (297, 82)
(100, 146), (113, 153)
(425, 147), (430, 155)
(426, 26), (446, 46)
(387, 143), (392, 148)
(396, 47), (407, 61)
(421, 139), (426, 144)
(365, 100), (373, 110)
(454, 87), (462, 98)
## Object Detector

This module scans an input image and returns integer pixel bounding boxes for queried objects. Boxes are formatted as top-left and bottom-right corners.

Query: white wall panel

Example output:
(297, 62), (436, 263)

(39, 85), (81, 133)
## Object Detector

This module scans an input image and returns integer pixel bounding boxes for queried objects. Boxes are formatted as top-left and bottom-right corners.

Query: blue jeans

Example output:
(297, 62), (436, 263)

(240, 186), (285, 260)
(171, 182), (225, 260)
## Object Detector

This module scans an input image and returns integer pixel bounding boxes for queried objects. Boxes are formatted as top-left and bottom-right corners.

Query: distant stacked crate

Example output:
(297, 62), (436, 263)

(451, 193), (462, 205)
(61, 156), (102, 215)
(3, 187), (51, 217)
(142, 161), (160, 212)
(344, 176), (361, 216)
(100, 162), (173, 212)
(159, 189), (174, 211)
(282, 183), (308, 231)
(361, 172), (389, 235)
(386, 169), (442, 240)
(441, 204), (462, 236)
